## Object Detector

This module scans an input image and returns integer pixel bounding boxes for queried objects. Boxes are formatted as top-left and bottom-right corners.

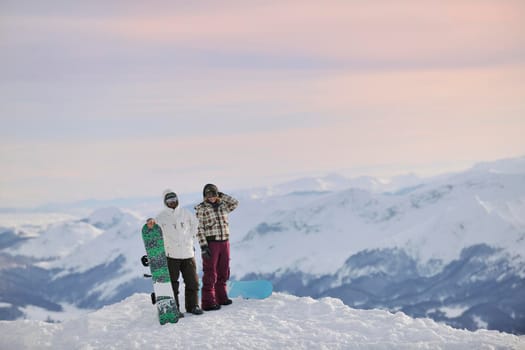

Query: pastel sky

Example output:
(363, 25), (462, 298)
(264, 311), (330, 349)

(1, 0), (524, 207)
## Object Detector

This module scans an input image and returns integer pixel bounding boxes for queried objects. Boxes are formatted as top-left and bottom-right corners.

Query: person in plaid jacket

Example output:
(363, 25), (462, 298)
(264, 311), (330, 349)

(195, 184), (239, 311)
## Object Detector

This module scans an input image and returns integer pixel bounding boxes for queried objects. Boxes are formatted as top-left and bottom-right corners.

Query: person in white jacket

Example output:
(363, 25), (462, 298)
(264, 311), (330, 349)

(155, 190), (203, 316)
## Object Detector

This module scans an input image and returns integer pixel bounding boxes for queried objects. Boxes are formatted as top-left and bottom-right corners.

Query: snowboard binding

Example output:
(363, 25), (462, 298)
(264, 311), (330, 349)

(140, 255), (156, 304)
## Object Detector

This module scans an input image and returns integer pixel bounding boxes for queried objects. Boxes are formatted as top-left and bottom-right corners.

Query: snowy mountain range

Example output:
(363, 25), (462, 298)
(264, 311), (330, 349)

(0, 156), (524, 335)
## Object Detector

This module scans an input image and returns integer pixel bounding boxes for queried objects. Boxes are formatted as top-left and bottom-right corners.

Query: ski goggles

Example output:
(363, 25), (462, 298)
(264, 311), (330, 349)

(165, 193), (178, 203)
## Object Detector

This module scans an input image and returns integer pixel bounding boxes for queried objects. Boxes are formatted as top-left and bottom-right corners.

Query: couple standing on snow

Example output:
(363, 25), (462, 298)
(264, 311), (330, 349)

(152, 184), (238, 316)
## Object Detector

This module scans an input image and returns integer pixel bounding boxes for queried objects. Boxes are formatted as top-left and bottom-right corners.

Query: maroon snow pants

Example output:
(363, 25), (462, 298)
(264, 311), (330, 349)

(202, 240), (230, 308)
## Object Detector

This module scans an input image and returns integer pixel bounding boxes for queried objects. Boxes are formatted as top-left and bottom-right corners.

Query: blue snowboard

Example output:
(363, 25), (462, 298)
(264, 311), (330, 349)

(227, 280), (273, 299)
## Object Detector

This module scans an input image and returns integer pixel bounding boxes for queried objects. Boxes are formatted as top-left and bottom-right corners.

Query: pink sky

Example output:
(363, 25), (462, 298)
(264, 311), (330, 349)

(1, 1), (524, 206)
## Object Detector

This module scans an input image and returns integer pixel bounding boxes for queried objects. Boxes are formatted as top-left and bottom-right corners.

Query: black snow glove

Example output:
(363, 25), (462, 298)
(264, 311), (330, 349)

(201, 246), (212, 259)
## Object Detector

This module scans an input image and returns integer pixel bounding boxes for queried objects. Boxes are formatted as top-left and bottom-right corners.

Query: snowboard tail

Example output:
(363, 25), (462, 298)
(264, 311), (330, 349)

(156, 297), (178, 325)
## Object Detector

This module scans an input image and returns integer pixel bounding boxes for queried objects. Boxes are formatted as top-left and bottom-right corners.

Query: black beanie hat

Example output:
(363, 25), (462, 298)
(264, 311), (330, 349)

(203, 184), (219, 198)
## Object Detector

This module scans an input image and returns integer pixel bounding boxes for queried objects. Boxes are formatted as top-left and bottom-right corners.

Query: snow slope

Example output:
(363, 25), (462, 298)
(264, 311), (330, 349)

(0, 293), (522, 350)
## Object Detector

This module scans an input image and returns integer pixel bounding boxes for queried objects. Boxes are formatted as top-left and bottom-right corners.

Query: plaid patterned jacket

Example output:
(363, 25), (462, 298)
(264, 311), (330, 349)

(194, 193), (239, 248)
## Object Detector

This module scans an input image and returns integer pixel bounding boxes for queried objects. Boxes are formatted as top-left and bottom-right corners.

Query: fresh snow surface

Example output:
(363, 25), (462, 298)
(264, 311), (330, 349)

(20, 302), (90, 323)
(0, 293), (522, 350)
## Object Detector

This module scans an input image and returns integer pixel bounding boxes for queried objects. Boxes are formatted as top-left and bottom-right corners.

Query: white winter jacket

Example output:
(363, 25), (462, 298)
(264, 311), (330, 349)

(156, 191), (199, 259)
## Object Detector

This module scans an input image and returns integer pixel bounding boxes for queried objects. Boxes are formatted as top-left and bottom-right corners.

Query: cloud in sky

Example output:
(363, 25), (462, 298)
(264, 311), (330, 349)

(1, 0), (524, 207)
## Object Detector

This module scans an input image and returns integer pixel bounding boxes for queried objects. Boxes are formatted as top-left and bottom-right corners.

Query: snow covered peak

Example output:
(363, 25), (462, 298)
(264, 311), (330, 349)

(10, 220), (103, 259)
(82, 207), (139, 229)
(0, 293), (521, 349)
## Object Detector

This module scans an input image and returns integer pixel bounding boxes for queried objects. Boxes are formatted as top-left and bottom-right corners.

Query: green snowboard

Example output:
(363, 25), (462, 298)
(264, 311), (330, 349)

(141, 223), (178, 325)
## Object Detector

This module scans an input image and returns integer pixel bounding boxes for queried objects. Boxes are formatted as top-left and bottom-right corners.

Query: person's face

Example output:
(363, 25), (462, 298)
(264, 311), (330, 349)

(207, 196), (218, 203)
(206, 192), (219, 203)
(146, 219), (155, 229)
